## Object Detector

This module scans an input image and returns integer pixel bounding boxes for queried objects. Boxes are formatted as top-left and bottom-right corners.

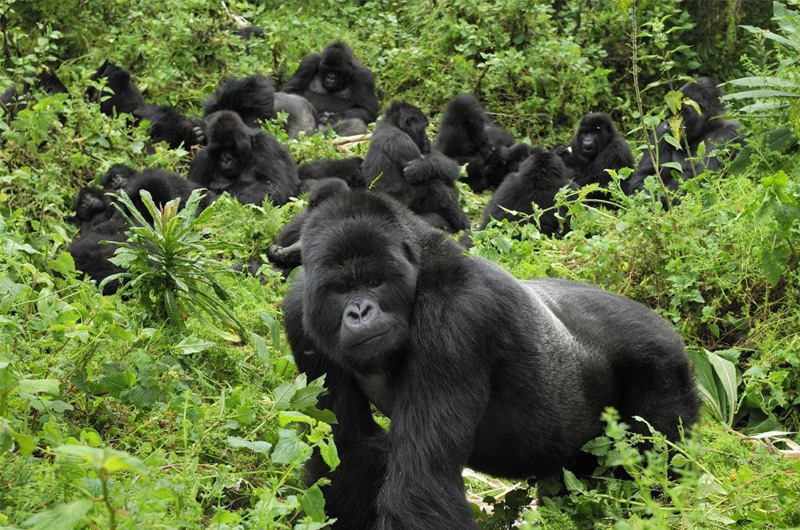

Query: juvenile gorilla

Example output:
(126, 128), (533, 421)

(559, 112), (634, 205)
(284, 191), (699, 530)
(478, 148), (577, 237)
(188, 110), (300, 205)
(70, 168), (210, 294)
(435, 94), (532, 192)
(282, 41), (378, 136)
(86, 60), (145, 116)
(364, 101), (469, 232)
(626, 77), (742, 196)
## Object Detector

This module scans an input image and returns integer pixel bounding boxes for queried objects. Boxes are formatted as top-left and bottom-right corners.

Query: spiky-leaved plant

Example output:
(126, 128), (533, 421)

(103, 189), (248, 342)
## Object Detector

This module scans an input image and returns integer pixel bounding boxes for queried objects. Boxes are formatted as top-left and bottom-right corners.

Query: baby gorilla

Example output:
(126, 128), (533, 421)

(284, 191), (699, 529)
(188, 110), (300, 205)
(364, 101), (469, 232)
(267, 178), (351, 274)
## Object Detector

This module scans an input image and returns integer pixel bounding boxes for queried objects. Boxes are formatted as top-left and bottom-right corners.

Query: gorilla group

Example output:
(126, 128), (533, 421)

(284, 190), (700, 530)
(364, 100), (469, 233)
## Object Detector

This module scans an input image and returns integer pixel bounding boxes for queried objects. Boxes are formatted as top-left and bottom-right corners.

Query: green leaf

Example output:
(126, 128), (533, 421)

(581, 436), (612, 456)
(707, 350), (738, 425)
(300, 485), (326, 522)
(272, 429), (312, 465)
(17, 379), (60, 395)
(22, 499), (94, 530)
(319, 439), (340, 471)
(175, 335), (214, 355)
(563, 469), (584, 493)
(227, 436), (273, 455)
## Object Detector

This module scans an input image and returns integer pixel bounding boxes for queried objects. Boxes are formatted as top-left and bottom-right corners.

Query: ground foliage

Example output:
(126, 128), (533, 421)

(1, 0), (800, 528)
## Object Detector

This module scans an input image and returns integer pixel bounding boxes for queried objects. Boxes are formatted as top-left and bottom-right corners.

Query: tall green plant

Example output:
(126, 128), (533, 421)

(105, 190), (248, 343)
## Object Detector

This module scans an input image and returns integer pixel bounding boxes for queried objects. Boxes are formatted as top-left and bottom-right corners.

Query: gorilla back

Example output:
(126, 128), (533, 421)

(284, 191), (699, 530)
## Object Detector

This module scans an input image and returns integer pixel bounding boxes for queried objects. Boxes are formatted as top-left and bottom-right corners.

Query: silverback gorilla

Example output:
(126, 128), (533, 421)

(284, 191), (700, 530)
(625, 77), (742, 196)
(282, 41), (378, 136)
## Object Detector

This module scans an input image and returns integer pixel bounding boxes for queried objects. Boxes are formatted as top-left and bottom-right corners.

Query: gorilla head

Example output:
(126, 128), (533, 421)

(101, 164), (137, 192)
(572, 112), (617, 161)
(383, 100), (431, 154)
(203, 111), (254, 189)
(318, 42), (355, 93)
(676, 77), (727, 143)
(301, 192), (418, 374)
(73, 187), (110, 222)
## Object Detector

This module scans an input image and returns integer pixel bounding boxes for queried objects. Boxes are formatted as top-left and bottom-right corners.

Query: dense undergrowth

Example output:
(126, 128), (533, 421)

(1, 0), (800, 528)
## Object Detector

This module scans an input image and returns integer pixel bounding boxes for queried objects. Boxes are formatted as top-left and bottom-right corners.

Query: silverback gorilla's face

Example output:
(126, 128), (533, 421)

(319, 45), (354, 93)
(300, 193), (418, 375)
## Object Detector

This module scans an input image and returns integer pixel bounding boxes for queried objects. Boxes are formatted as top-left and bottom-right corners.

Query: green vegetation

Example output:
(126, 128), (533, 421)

(1, 0), (799, 528)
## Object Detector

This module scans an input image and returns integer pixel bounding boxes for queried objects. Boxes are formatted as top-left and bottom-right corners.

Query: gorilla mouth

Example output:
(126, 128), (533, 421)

(350, 331), (389, 348)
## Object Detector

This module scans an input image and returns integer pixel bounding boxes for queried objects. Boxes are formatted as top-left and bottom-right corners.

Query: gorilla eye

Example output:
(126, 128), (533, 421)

(365, 278), (382, 288)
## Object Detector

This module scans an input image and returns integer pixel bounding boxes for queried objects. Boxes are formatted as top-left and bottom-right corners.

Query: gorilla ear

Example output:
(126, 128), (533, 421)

(402, 241), (418, 267)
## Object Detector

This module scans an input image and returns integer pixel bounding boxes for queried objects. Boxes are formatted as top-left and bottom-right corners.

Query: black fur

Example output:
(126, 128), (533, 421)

(283, 190), (700, 529)
(203, 74), (276, 128)
(298, 156), (365, 190)
(101, 165), (138, 192)
(479, 148), (577, 237)
(267, 177), (351, 273)
(560, 112), (634, 206)
(364, 101), (469, 233)
(188, 110), (299, 205)
(626, 77), (743, 196)
(435, 94), (528, 192)
(86, 60), (145, 117)
(134, 104), (205, 149)
(123, 169), (213, 222)
(282, 41), (378, 135)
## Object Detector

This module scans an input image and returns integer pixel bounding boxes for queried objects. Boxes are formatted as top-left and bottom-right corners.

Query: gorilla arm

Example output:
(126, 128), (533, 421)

(282, 54), (323, 94)
(339, 64), (378, 124)
(403, 150), (461, 185)
(375, 294), (491, 530)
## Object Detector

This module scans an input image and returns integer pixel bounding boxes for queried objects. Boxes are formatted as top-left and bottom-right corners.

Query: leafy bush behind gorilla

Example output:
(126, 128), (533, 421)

(364, 101), (469, 232)
(625, 77), (743, 196)
(284, 190), (700, 530)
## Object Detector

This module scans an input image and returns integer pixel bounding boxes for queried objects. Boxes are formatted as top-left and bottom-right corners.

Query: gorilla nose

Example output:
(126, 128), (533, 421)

(343, 300), (377, 328)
